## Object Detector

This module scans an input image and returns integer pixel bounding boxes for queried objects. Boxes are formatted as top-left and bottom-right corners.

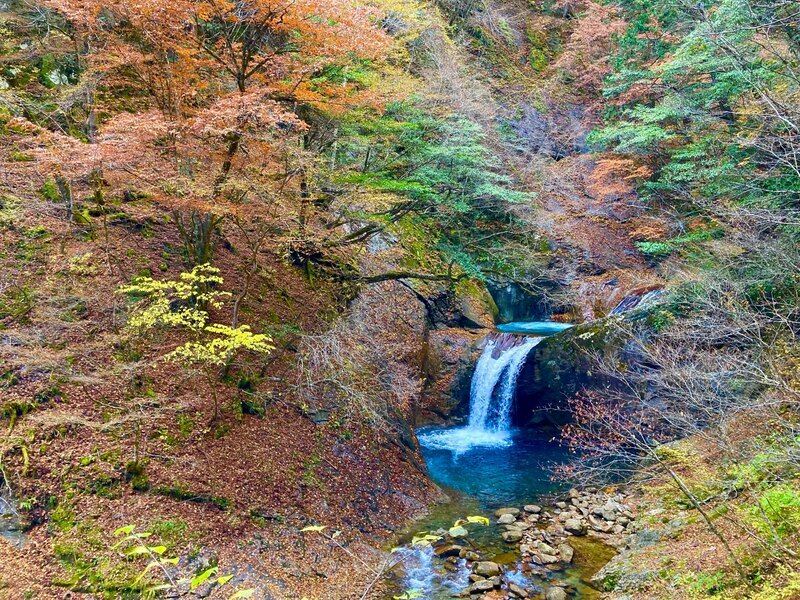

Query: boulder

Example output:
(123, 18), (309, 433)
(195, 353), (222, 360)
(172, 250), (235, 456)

(458, 281), (499, 329)
(524, 504), (542, 514)
(558, 543), (574, 563)
(502, 530), (523, 543)
(509, 582), (529, 598)
(538, 542), (557, 556)
(469, 579), (496, 593)
(449, 525), (468, 538)
(474, 561), (501, 577)
(564, 519), (587, 536)
(498, 513), (516, 525)
(434, 544), (464, 558)
(462, 550), (480, 561)
(545, 587), (568, 600)
(539, 553), (560, 564)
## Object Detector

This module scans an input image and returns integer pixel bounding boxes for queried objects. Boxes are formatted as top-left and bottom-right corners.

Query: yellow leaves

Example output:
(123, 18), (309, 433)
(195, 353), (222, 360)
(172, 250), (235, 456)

(166, 325), (274, 367)
(410, 533), (441, 546)
(118, 265), (273, 368)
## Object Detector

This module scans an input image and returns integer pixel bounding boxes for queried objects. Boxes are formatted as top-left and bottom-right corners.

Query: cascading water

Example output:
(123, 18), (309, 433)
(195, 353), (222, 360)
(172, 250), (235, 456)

(418, 335), (540, 454)
(390, 324), (598, 600)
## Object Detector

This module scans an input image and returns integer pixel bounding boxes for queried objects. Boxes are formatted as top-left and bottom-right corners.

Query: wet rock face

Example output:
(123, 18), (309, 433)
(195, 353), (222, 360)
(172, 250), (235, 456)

(415, 327), (482, 426)
(487, 281), (552, 323)
(513, 319), (624, 428)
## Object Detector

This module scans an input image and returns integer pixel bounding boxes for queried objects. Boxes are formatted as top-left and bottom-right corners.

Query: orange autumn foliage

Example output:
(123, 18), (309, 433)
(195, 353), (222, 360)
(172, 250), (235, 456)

(588, 157), (654, 199)
(553, 1), (626, 95)
(39, 0), (392, 214)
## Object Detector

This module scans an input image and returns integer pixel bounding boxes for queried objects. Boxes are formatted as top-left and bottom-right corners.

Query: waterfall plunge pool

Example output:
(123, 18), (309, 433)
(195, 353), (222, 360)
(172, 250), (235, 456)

(385, 323), (614, 599)
(418, 428), (570, 510)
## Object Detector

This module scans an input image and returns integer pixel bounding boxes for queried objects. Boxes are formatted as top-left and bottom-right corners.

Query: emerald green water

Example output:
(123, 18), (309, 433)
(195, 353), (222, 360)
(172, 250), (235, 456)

(384, 429), (615, 599)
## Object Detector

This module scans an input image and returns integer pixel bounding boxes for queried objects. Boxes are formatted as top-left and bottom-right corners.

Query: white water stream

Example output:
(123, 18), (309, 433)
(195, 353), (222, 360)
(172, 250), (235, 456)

(418, 336), (540, 455)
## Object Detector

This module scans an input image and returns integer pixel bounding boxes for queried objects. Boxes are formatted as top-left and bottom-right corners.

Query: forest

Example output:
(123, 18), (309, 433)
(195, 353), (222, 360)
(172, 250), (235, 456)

(0, 0), (798, 598)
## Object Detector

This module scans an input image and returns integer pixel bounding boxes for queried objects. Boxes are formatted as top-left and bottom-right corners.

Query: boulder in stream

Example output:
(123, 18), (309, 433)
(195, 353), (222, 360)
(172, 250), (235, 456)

(474, 561), (501, 577)
(498, 513), (516, 524)
(563, 519), (587, 536)
(545, 586), (568, 600)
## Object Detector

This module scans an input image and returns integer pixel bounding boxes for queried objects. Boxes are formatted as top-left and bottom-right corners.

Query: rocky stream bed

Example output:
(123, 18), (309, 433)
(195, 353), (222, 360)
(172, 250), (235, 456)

(387, 487), (637, 599)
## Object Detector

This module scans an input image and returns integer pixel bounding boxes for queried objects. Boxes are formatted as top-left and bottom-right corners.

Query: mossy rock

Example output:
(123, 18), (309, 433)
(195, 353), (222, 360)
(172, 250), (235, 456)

(37, 54), (72, 88)
(515, 317), (628, 427)
(455, 280), (498, 329)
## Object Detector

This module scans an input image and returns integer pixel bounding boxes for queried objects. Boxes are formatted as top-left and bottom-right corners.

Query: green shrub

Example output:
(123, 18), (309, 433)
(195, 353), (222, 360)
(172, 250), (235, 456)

(529, 47), (548, 71)
(749, 484), (800, 538)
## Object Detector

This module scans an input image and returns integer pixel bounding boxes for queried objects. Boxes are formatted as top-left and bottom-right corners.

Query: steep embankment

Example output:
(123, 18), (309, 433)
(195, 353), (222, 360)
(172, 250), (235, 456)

(422, 0), (665, 320)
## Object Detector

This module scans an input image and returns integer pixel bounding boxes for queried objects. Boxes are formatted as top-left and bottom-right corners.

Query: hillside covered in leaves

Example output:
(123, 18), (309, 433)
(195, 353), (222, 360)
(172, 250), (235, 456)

(1, 0), (799, 598)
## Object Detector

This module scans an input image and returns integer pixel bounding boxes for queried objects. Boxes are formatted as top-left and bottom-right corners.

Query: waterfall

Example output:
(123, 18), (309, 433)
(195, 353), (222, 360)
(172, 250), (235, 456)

(418, 335), (539, 454)
(468, 337), (541, 432)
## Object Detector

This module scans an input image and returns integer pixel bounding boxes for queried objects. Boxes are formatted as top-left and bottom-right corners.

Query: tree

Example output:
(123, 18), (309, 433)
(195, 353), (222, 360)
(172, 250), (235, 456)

(118, 265), (274, 420)
(42, 0), (391, 264)
(553, 1), (626, 96)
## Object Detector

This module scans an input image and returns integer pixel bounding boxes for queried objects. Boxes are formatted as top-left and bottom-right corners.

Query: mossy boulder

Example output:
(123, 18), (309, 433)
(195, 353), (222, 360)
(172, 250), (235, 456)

(37, 54), (72, 87)
(455, 280), (498, 329)
(514, 317), (628, 427)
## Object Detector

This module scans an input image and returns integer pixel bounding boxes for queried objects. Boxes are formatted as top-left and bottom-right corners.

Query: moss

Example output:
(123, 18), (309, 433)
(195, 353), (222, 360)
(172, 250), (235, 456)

(37, 53), (76, 88)
(1, 400), (35, 429)
(40, 178), (61, 202)
(84, 474), (122, 499)
(125, 461), (151, 492)
(50, 503), (77, 532)
(529, 47), (548, 72)
(149, 519), (190, 545)
(9, 150), (33, 162)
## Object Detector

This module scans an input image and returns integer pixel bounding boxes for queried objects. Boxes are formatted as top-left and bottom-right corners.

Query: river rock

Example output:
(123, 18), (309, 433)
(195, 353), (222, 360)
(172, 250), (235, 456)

(449, 525), (468, 538)
(558, 543), (574, 563)
(509, 582), (529, 597)
(593, 499), (626, 522)
(461, 549), (480, 561)
(524, 504), (542, 514)
(434, 544), (464, 557)
(469, 579), (496, 593)
(538, 542), (557, 555)
(588, 515), (614, 533)
(498, 513), (516, 524)
(502, 530), (523, 543)
(537, 553), (560, 565)
(563, 519), (587, 536)
(474, 561), (501, 577)
(545, 586), (568, 600)
(495, 507), (520, 518)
